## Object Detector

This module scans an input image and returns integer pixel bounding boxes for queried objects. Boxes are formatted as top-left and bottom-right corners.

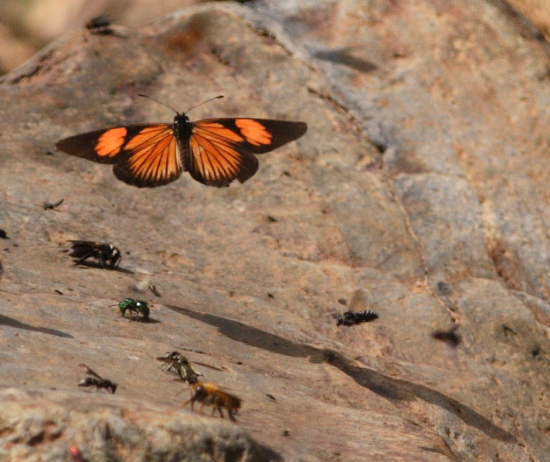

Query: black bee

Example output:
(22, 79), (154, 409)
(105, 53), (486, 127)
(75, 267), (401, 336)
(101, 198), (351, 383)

(336, 289), (379, 326)
(432, 325), (462, 347)
(336, 310), (379, 326)
(157, 351), (201, 383)
(118, 298), (150, 321)
(67, 240), (121, 269)
(78, 364), (117, 393)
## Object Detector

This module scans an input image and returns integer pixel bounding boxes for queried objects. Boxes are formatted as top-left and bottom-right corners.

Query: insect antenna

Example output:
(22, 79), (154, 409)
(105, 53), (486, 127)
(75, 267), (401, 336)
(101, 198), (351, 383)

(138, 94), (180, 114)
(138, 94), (224, 115)
(185, 95), (224, 114)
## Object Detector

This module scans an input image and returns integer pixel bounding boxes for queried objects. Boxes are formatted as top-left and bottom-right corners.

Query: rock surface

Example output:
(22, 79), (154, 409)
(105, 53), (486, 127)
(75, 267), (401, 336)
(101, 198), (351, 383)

(0, 1), (549, 461)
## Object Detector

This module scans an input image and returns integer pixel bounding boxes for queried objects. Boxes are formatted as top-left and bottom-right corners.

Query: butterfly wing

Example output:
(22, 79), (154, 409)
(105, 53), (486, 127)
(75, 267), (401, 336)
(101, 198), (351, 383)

(56, 124), (183, 187)
(185, 118), (307, 187)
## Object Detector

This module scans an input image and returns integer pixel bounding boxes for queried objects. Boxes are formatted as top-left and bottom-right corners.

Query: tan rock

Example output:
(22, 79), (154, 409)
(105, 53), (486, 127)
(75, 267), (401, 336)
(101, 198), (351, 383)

(0, 2), (548, 461)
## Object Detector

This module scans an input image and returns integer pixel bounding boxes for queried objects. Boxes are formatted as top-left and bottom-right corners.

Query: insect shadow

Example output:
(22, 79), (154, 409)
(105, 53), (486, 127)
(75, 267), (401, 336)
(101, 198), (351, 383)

(75, 261), (134, 274)
(312, 47), (378, 73)
(0, 314), (73, 338)
(121, 316), (160, 324)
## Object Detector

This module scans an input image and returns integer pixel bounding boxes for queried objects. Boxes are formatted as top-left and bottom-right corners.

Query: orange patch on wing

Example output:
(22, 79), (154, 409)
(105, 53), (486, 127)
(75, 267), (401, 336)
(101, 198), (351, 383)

(194, 122), (244, 143)
(235, 119), (272, 146)
(95, 128), (127, 157)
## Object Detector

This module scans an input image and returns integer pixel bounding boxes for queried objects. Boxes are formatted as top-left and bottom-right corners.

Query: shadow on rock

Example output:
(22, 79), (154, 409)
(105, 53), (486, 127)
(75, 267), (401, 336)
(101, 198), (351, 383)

(168, 304), (516, 443)
(167, 304), (320, 359)
(312, 47), (378, 73)
(72, 261), (134, 274)
(122, 317), (161, 324)
(0, 314), (73, 338)
(322, 350), (516, 443)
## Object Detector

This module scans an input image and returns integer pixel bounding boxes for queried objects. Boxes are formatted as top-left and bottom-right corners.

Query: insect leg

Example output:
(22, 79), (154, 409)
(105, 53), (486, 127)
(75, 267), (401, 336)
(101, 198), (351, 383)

(183, 398), (194, 410)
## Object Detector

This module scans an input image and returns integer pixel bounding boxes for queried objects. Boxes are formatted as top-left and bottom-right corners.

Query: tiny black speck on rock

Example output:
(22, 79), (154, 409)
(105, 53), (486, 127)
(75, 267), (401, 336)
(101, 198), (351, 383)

(431, 325), (461, 347)
(437, 281), (452, 295)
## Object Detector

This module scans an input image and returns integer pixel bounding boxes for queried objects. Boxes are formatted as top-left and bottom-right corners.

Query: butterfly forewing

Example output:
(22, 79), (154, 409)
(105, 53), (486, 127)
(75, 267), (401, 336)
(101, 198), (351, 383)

(56, 125), (154, 164)
(196, 118), (307, 153)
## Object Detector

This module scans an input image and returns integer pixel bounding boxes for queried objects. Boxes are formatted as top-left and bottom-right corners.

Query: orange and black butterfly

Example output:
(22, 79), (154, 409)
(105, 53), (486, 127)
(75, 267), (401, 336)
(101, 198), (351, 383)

(56, 100), (307, 188)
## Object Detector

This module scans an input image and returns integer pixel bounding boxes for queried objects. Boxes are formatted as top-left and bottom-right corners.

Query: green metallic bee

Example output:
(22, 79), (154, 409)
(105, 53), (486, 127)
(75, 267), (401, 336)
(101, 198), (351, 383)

(157, 351), (202, 383)
(118, 298), (150, 321)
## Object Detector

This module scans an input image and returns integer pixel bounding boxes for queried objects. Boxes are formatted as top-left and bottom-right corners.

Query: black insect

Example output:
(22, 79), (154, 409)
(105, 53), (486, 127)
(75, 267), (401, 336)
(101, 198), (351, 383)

(85, 15), (115, 35)
(78, 364), (117, 393)
(0, 229), (8, 239)
(67, 240), (121, 269)
(118, 298), (150, 321)
(42, 198), (64, 210)
(432, 325), (462, 347)
(336, 310), (379, 326)
(157, 351), (201, 383)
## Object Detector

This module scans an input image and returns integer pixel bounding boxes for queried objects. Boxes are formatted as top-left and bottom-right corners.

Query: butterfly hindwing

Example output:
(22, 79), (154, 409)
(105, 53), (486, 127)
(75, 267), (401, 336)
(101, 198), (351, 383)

(112, 125), (183, 187)
(186, 121), (258, 187)
(186, 118), (307, 186)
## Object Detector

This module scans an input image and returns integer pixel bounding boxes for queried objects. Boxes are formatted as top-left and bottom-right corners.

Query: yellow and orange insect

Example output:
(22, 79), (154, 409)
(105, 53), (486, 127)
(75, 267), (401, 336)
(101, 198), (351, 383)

(184, 381), (242, 422)
(56, 97), (307, 188)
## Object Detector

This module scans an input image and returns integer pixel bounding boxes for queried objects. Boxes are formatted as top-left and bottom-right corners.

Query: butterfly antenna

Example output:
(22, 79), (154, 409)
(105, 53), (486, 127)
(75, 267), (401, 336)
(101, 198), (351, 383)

(186, 95), (224, 114)
(138, 93), (179, 114)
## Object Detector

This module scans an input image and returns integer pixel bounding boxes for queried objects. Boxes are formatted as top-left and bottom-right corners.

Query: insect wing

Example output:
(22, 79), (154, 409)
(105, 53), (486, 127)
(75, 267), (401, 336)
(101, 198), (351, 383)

(186, 118), (307, 187)
(57, 124), (183, 187)
(68, 241), (95, 259)
(79, 363), (103, 381)
(222, 118), (308, 154)
(57, 125), (152, 164)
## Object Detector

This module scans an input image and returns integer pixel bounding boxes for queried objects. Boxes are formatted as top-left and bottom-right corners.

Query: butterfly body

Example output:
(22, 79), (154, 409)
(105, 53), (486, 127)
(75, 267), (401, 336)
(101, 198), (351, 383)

(172, 112), (193, 146)
(56, 110), (307, 188)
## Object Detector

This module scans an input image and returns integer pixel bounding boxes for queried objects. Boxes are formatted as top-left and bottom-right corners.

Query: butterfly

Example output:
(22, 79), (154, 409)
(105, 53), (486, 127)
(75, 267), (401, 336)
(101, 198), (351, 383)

(56, 101), (307, 188)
